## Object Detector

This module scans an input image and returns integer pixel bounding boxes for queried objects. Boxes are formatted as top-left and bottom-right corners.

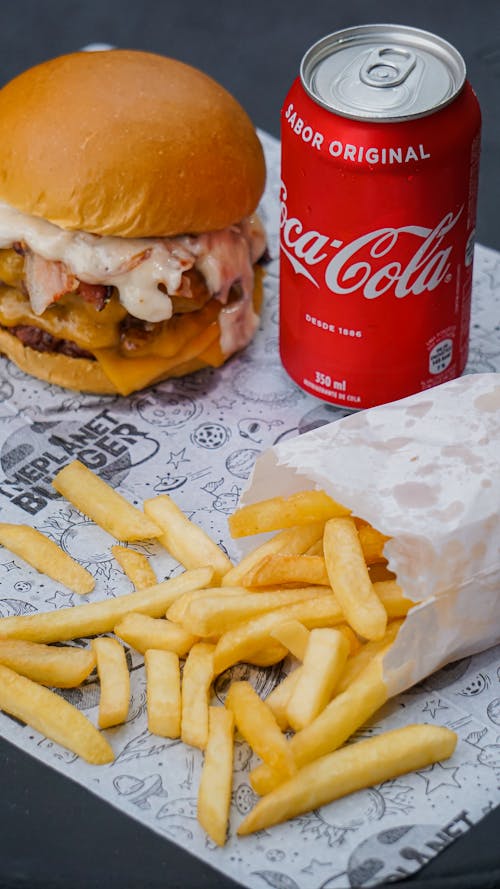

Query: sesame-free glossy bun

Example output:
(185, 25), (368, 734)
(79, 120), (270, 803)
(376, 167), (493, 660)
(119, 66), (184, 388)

(0, 326), (118, 393)
(0, 50), (266, 237)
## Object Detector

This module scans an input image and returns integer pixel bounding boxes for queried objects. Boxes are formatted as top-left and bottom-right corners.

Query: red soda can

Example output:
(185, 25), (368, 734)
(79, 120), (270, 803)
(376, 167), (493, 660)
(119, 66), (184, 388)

(279, 24), (481, 408)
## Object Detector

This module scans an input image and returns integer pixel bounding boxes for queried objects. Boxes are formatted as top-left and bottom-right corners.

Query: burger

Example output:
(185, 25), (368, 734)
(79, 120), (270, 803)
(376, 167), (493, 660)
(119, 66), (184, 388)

(0, 50), (267, 395)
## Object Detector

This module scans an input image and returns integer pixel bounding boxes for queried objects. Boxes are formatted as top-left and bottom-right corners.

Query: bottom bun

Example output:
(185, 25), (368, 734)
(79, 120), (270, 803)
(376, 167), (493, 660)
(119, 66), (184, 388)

(0, 327), (118, 393)
(0, 267), (263, 395)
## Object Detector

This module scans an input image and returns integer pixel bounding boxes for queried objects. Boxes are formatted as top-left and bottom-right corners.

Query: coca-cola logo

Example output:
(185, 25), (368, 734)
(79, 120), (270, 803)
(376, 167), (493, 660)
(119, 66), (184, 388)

(280, 181), (463, 299)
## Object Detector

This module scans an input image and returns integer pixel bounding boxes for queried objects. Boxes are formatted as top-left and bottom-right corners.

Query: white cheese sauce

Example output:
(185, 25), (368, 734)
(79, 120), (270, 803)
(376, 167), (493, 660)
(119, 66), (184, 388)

(0, 203), (266, 352)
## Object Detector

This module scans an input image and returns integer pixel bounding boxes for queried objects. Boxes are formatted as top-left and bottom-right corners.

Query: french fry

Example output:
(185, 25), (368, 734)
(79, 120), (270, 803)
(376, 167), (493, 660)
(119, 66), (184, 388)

(243, 554), (329, 588)
(115, 614), (197, 656)
(286, 628), (349, 731)
(226, 681), (296, 779)
(182, 588), (330, 637)
(0, 664), (113, 764)
(369, 564), (397, 583)
(373, 581), (414, 618)
(0, 523), (94, 595)
(239, 725), (457, 834)
(214, 595), (343, 675)
(198, 707), (234, 846)
(270, 620), (310, 660)
(265, 669), (301, 730)
(144, 495), (232, 583)
(337, 624), (362, 656)
(356, 521), (391, 565)
(0, 567), (213, 643)
(145, 649), (181, 738)
(111, 545), (157, 590)
(181, 643), (215, 749)
(229, 490), (350, 537)
(93, 637), (130, 729)
(336, 620), (403, 695)
(304, 539), (323, 557)
(0, 640), (96, 687)
(250, 657), (388, 795)
(222, 522), (325, 587)
(167, 586), (249, 625)
(281, 619), (364, 659)
(52, 461), (161, 541)
(268, 622), (379, 733)
(245, 642), (289, 666)
(323, 517), (387, 640)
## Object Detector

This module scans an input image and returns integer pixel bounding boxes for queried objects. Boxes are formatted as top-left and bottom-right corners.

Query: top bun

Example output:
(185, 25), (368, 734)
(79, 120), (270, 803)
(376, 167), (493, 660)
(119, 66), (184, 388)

(0, 50), (266, 237)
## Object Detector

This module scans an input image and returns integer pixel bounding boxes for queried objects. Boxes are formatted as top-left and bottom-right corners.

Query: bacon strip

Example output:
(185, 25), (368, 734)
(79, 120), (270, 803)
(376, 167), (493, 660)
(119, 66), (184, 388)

(24, 252), (78, 315)
(24, 252), (112, 314)
(77, 281), (112, 311)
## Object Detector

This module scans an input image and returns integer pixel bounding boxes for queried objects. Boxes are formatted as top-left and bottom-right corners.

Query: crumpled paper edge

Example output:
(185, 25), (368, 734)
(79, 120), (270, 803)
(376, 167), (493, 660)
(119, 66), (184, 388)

(239, 373), (500, 696)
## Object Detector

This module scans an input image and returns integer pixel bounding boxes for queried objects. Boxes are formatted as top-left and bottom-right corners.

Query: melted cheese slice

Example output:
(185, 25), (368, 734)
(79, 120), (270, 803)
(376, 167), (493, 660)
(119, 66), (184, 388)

(0, 284), (125, 349)
(94, 323), (220, 396)
(135, 299), (221, 359)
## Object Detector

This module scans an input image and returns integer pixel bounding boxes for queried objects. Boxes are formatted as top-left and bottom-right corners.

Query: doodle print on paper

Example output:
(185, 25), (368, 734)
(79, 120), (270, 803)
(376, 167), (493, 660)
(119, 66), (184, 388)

(416, 762), (462, 794)
(231, 357), (305, 407)
(0, 560), (21, 573)
(457, 672), (491, 696)
(251, 872), (300, 889)
(486, 698), (500, 726)
(266, 850), (286, 864)
(214, 661), (283, 704)
(421, 697), (450, 718)
(37, 738), (78, 764)
(202, 478), (240, 514)
(13, 581), (32, 593)
(113, 773), (169, 810)
(45, 590), (75, 609)
(238, 417), (284, 444)
(0, 597), (36, 617)
(114, 728), (181, 763)
(191, 422), (230, 449)
(225, 448), (260, 480)
(153, 471), (188, 492)
(465, 728), (500, 773)
(234, 783), (259, 816)
(156, 797), (200, 842)
(233, 740), (254, 774)
(134, 389), (202, 431)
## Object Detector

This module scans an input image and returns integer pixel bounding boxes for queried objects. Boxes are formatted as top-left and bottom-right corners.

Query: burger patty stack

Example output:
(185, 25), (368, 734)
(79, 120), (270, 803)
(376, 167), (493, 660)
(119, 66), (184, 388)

(0, 50), (267, 395)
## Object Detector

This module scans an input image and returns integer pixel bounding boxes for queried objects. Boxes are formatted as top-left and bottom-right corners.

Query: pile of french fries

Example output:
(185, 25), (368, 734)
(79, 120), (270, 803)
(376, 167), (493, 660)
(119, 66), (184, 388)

(0, 461), (457, 844)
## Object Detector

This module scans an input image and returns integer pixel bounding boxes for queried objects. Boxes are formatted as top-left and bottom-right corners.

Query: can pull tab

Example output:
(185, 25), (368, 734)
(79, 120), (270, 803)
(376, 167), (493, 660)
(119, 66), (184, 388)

(359, 47), (417, 88)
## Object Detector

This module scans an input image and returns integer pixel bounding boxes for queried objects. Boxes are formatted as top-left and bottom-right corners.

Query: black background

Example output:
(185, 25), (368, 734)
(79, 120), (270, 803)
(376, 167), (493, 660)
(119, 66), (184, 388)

(0, 2), (499, 888)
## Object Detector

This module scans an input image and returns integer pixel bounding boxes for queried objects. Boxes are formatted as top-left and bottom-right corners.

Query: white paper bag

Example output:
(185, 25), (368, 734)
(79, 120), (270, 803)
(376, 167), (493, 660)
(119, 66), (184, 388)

(241, 372), (500, 696)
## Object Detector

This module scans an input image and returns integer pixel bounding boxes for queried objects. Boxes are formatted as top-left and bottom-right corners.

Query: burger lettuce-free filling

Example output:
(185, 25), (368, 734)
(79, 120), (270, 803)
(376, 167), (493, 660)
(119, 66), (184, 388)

(0, 204), (267, 392)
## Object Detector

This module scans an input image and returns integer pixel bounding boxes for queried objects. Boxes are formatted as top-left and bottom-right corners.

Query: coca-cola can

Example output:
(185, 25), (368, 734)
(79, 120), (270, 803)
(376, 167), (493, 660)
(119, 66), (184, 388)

(280, 24), (481, 408)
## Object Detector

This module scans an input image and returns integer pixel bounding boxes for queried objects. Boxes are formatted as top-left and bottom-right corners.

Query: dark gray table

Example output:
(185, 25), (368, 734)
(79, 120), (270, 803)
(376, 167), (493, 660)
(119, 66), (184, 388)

(0, 2), (498, 888)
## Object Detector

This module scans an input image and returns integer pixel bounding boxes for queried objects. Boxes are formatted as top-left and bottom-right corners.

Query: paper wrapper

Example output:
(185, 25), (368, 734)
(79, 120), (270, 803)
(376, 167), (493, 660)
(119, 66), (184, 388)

(0, 131), (497, 889)
(241, 372), (500, 699)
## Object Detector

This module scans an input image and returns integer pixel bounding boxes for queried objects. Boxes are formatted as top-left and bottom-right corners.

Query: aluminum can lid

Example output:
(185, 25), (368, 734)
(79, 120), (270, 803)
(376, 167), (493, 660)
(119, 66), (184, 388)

(300, 24), (466, 121)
